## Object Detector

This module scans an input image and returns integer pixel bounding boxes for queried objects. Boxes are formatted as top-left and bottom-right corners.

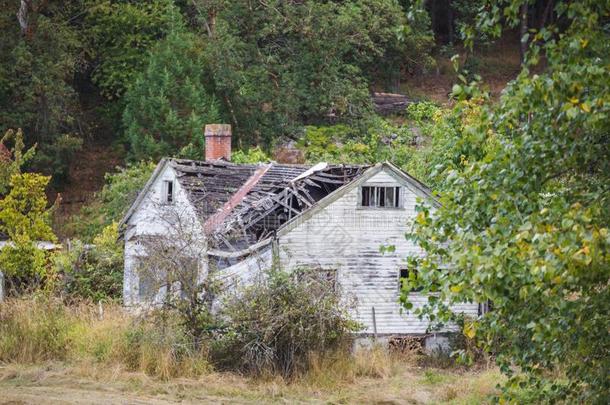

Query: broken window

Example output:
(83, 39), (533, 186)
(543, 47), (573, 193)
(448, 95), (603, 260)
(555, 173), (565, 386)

(163, 180), (174, 204)
(399, 268), (422, 292)
(297, 267), (337, 292)
(138, 269), (156, 300)
(361, 186), (401, 208)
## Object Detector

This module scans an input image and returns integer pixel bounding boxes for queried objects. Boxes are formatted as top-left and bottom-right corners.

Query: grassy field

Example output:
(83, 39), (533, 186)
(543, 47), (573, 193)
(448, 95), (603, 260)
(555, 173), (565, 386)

(0, 361), (502, 404)
(0, 298), (502, 404)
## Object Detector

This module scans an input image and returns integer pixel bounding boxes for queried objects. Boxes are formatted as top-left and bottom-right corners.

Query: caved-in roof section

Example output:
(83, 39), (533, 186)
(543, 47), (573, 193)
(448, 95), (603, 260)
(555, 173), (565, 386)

(208, 163), (370, 250)
(166, 158), (370, 250)
(171, 159), (260, 220)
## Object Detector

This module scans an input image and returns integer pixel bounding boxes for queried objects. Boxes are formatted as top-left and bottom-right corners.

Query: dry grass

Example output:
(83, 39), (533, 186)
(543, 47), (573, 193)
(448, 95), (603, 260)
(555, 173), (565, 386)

(0, 298), (503, 403)
(0, 297), (210, 379)
(0, 360), (503, 404)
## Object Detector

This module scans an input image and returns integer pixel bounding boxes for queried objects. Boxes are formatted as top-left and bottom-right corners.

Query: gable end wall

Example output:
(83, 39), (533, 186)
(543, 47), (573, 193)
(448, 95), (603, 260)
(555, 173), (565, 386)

(277, 167), (478, 334)
(123, 164), (206, 306)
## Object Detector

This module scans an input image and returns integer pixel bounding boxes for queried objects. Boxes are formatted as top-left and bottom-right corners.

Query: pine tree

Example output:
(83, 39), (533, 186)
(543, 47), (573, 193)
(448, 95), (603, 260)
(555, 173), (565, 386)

(123, 31), (220, 160)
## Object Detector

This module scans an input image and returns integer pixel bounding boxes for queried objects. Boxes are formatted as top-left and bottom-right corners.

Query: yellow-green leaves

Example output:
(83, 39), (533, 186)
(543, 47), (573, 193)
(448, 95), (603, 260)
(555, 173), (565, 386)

(404, 1), (610, 402)
(0, 173), (56, 277)
(0, 129), (36, 196)
(464, 320), (477, 339)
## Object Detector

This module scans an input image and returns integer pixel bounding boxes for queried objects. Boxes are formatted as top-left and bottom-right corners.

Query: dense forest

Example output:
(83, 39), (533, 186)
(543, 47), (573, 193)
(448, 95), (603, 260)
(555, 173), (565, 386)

(0, 0), (608, 403)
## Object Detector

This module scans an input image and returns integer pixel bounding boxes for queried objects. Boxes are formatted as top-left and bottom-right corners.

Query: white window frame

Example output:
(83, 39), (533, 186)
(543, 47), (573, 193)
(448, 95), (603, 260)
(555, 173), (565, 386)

(359, 184), (403, 209)
(162, 180), (174, 204)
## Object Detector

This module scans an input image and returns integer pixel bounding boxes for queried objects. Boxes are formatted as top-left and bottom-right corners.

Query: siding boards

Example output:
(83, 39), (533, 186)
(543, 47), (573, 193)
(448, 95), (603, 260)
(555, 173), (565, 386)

(278, 167), (478, 334)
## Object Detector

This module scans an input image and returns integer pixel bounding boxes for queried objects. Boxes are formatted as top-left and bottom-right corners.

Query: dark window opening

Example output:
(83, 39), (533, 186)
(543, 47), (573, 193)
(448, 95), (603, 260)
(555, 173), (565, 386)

(138, 272), (155, 300)
(399, 268), (422, 292)
(361, 186), (401, 208)
(164, 180), (174, 204)
(297, 267), (337, 292)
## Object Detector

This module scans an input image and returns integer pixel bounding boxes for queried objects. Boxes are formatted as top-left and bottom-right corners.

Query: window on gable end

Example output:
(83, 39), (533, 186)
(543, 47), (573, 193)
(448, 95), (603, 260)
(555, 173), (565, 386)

(361, 186), (401, 208)
(163, 180), (174, 204)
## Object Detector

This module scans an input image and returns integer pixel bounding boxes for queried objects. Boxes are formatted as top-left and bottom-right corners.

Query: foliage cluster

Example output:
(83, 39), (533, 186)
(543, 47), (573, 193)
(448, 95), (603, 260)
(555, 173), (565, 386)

(0, 129), (36, 195)
(0, 0), (82, 181)
(123, 31), (220, 160)
(0, 173), (56, 288)
(405, 0), (609, 402)
(54, 223), (123, 303)
(0, 0), (436, 179)
(0, 129), (125, 302)
(85, 0), (183, 100)
(213, 268), (360, 377)
(202, 0), (434, 146)
(296, 103), (466, 190)
(231, 147), (271, 164)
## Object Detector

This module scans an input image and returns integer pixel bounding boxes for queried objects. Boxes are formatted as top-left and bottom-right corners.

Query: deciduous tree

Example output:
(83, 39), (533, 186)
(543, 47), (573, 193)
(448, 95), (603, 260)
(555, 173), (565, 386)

(0, 173), (56, 289)
(405, 0), (609, 401)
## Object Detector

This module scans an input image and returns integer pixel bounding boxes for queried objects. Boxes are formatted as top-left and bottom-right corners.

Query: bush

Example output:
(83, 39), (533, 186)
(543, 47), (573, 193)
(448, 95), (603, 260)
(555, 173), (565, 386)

(297, 120), (414, 165)
(212, 268), (361, 377)
(54, 223), (123, 302)
(231, 147), (270, 164)
(0, 173), (57, 293)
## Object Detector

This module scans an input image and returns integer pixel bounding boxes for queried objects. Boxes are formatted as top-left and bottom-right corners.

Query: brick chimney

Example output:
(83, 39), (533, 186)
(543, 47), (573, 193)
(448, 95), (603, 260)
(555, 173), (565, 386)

(204, 124), (231, 161)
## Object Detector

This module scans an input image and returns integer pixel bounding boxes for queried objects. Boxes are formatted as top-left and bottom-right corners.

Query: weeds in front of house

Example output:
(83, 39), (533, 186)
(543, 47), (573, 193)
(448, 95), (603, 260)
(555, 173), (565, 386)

(0, 296), (507, 403)
(0, 296), (209, 379)
(0, 296), (504, 404)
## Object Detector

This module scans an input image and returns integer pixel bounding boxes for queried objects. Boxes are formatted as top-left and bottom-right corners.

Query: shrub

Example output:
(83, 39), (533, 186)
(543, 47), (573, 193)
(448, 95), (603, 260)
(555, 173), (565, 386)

(0, 173), (57, 294)
(54, 223), (123, 302)
(231, 147), (270, 164)
(213, 267), (361, 377)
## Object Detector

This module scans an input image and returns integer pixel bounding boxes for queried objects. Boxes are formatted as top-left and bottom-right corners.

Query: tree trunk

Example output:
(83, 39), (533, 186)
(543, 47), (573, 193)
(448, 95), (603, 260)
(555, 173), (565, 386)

(539, 0), (554, 30)
(519, 2), (528, 64)
(447, 0), (454, 45)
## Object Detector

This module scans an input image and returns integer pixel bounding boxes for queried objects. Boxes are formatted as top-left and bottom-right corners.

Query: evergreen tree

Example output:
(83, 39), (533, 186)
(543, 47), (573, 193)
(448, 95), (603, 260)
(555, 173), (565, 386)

(0, 0), (83, 182)
(123, 31), (220, 160)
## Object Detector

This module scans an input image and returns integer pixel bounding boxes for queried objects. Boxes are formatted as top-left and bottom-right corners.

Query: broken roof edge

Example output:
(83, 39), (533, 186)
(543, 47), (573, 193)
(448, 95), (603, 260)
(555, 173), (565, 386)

(276, 162), (439, 238)
(118, 158), (170, 230)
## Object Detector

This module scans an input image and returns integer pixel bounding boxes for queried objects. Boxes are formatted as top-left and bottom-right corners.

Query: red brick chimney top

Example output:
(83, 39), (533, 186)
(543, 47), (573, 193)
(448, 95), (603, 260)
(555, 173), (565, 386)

(204, 124), (232, 161)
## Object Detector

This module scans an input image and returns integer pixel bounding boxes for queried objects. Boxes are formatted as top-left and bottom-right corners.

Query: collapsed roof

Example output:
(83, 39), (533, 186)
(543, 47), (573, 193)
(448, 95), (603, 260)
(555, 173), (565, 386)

(170, 159), (370, 251)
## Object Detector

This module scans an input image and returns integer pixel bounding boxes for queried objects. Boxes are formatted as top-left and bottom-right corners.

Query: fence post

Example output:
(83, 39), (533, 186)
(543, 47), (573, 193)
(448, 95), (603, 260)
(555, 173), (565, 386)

(0, 271), (4, 302)
(372, 306), (378, 340)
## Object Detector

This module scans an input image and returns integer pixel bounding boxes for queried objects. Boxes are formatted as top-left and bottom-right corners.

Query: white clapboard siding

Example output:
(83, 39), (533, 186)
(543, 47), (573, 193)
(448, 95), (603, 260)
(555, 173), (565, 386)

(278, 167), (479, 334)
(123, 163), (206, 307)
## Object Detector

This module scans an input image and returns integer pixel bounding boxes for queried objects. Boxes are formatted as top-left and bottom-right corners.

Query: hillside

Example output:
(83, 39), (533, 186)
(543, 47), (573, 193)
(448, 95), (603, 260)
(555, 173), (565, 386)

(52, 32), (523, 237)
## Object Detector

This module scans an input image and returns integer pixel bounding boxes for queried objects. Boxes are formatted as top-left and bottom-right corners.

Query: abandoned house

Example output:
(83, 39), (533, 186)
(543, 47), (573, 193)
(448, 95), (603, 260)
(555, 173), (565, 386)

(120, 124), (479, 341)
